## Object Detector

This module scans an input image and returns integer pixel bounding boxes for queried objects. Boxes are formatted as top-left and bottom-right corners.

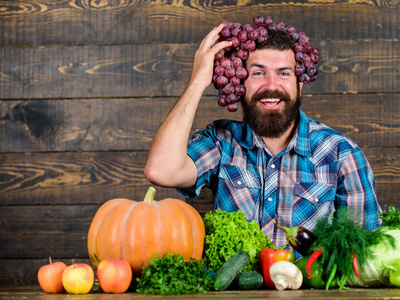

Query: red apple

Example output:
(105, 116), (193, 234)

(62, 260), (94, 294)
(97, 258), (132, 293)
(37, 257), (67, 294)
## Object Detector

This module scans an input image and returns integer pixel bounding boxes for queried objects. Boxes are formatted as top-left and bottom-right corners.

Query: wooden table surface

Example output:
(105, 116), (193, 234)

(1, 285), (400, 300)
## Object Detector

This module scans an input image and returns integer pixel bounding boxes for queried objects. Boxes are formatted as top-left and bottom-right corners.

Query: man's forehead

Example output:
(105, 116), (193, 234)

(246, 48), (297, 68)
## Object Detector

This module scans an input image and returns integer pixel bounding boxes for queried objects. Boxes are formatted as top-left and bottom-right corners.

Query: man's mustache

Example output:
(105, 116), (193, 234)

(251, 90), (291, 103)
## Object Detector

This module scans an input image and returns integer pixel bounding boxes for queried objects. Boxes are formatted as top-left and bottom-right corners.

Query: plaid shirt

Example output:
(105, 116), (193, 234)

(178, 109), (382, 254)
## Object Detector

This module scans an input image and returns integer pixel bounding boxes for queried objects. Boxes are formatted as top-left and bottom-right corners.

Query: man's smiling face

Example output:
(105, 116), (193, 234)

(242, 48), (303, 138)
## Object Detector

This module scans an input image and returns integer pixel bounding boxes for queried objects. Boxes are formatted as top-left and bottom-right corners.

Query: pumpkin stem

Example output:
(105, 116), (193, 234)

(144, 187), (156, 203)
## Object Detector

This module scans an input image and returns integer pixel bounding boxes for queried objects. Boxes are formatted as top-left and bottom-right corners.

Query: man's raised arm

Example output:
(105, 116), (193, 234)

(144, 24), (232, 188)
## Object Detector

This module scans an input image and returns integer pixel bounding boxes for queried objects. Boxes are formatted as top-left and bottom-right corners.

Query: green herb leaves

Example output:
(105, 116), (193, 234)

(310, 208), (395, 288)
(379, 205), (400, 228)
(136, 253), (214, 295)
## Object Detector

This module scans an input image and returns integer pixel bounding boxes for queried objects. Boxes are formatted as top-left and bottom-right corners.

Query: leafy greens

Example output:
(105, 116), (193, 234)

(136, 253), (214, 295)
(203, 209), (276, 273)
(378, 205), (400, 228)
(310, 208), (396, 288)
(347, 227), (400, 287)
(311, 209), (391, 276)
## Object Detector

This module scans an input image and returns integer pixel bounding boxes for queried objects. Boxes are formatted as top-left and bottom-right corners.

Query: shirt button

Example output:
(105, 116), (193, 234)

(237, 180), (242, 185)
(271, 164), (276, 169)
(315, 198), (319, 202)
(268, 197), (273, 202)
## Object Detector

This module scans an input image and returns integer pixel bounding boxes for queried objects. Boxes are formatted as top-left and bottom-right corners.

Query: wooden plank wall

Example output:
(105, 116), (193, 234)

(0, 0), (399, 284)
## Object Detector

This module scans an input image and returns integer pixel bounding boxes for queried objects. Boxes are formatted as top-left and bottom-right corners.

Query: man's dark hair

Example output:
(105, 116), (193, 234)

(256, 29), (295, 51)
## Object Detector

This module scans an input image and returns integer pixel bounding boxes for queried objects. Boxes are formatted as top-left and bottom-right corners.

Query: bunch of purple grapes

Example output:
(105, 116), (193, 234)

(213, 15), (320, 112)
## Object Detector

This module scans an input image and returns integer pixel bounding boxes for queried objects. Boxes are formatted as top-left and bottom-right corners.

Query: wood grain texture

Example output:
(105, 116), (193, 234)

(0, 148), (398, 206)
(0, 205), (98, 259)
(0, 259), (93, 285)
(1, 0), (399, 286)
(0, 93), (398, 153)
(0, 40), (399, 99)
(2, 285), (400, 299)
(0, 151), (186, 206)
(0, 98), (238, 152)
(0, 0), (398, 47)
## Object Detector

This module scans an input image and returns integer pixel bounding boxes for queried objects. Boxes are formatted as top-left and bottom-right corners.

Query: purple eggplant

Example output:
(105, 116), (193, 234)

(273, 220), (317, 256)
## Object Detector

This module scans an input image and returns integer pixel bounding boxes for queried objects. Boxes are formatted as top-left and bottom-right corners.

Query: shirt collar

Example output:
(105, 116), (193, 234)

(238, 108), (311, 157)
(290, 109), (311, 157)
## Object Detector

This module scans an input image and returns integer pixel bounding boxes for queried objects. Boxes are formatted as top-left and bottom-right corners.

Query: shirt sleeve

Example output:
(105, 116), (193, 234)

(176, 127), (222, 199)
(336, 146), (382, 229)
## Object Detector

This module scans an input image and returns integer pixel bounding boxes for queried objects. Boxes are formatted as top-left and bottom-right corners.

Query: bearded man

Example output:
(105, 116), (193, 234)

(144, 23), (382, 256)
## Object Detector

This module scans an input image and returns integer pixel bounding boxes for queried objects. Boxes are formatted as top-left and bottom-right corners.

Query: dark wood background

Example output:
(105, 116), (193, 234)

(0, 0), (399, 285)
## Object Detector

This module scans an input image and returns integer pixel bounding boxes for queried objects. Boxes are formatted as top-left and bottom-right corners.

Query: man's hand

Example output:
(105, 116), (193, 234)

(188, 23), (232, 92)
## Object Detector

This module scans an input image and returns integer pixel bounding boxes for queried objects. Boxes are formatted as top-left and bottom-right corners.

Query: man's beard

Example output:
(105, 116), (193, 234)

(241, 86), (302, 138)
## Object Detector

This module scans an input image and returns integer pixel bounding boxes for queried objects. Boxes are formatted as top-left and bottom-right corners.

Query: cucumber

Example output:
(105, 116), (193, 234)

(233, 271), (264, 290)
(213, 251), (250, 291)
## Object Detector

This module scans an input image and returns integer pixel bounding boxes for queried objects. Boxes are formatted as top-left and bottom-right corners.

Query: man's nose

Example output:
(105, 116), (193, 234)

(263, 74), (278, 90)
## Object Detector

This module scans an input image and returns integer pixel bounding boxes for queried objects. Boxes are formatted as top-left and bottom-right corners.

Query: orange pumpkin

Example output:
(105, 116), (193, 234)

(87, 187), (205, 277)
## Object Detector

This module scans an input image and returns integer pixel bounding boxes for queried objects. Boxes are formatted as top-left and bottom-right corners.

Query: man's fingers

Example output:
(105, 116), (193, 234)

(212, 40), (232, 55)
(199, 23), (225, 50)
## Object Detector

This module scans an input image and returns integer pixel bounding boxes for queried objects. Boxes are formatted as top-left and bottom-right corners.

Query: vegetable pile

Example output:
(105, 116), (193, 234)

(45, 178), (400, 295)
(299, 207), (400, 290)
(203, 209), (276, 273)
(260, 246), (295, 288)
(348, 227), (400, 288)
(346, 206), (400, 288)
(134, 206), (400, 294)
(136, 253), (213, 295)
(306, 209), (395, 289)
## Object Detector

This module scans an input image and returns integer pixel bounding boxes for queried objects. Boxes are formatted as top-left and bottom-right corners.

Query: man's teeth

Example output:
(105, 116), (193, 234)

(260, 98), (280, 103)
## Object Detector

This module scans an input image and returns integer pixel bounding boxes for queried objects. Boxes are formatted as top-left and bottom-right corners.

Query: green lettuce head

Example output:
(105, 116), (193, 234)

(203, 209), (276, 273)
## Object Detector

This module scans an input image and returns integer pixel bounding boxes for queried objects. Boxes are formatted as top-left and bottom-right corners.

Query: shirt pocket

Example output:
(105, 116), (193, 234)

(293, 181), (336, 207)
(219, 164), (261, 189)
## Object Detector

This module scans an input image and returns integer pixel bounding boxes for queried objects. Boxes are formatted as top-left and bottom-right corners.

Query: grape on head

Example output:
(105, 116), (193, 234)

(215, 51), (224, 61)
(243, 24), (254, 32)
(237, 48), (249, 60)
(214, 65), (225, 76)
(253, 15), (264, 27)
(231, 76), (241, 86)
(220, 57), (232, 68)
(216, 75), (229, 88)
(225, 67), (236, 78)
(230, 36), (241, 48)
(295, 64), (305, 76)
(235, 85), (246, 96)
(249, 30), (260, 41)
(238, 31), (249, 42)
(227, 94), (238, 104)
(244, 40), (256, 51)
(221, 26), (231, 37)
(213, 15), (319, 112)
(218, 95), (227, 107)
(227, 102), (238, 112)
(257, 35), (269, 43)
(307, 66), (318, 77)
(236, 66), (248, 79)
(222, 83), (235, 95)
(231, 26), (242, 37)
(232, 57), (243, 68)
